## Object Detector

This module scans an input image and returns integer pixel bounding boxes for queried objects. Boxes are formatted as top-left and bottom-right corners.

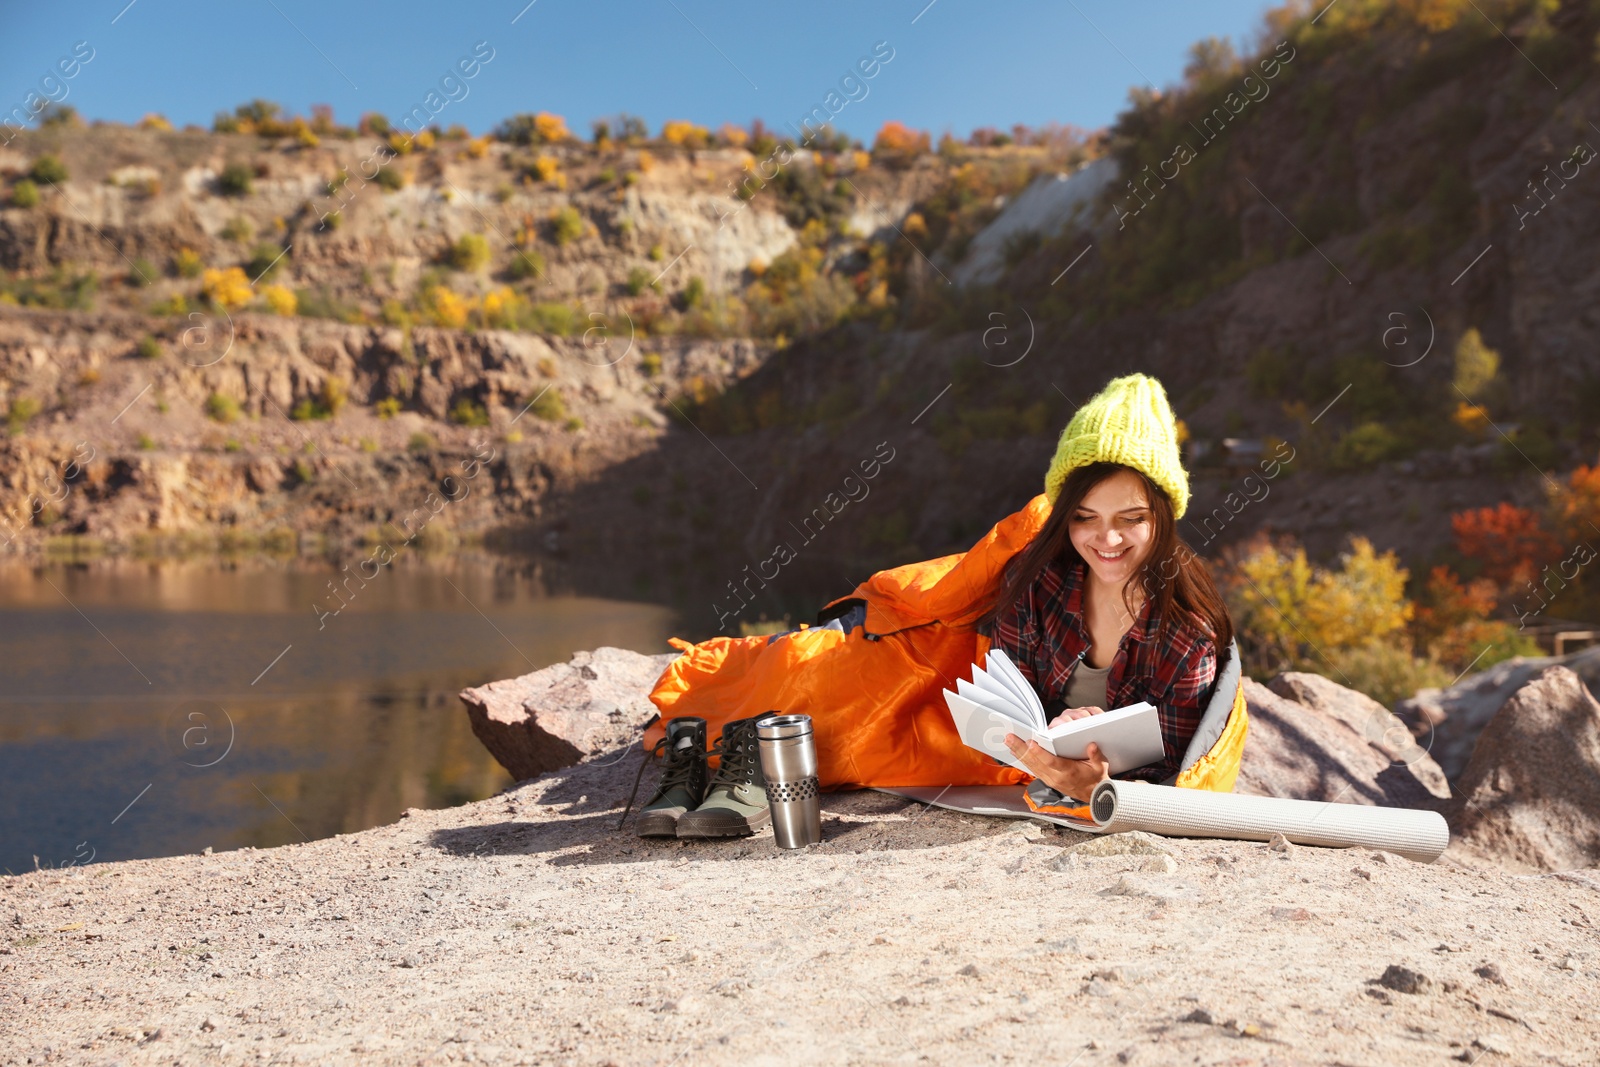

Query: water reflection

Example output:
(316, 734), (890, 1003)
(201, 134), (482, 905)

(0, 555), (678, 873)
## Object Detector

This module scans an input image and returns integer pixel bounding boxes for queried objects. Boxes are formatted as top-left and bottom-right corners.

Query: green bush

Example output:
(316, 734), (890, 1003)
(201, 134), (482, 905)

(136, 433), (156, 451)
(1246, 346), (1296, 400)
(528, 302), (578, 336)
(625, 266), (657, 296)
(245, 243), (286, 281)
(507, 247), (545, 280)
(681, 275), (707, 309)
(373, 166), (404, 192)
(7, 397), (41, 433)
(374, 397), (402, 418)
(449, 398), (489, 426)
(450, 233), (491, 272)
(128, 257), (158, 286)
(9, 180), (40, 208)
(175, 248), (204, 278)
(205, 393), (242, 423)
(1323, 641), (1452, 711)
(550, 206), (584, 246)
(527, 387), (567, 422)
(221, 216), (254, 243)
(292, 459), (315, 484)
(136, 336), (163, 360)
(407, 431), (435, 452)
(289, 378), (346, 421)
(217, 163), (254, 196)
(0, 267), (98, 311)
(1331, 421), (1404, 469)
(29, 155), (68, 184)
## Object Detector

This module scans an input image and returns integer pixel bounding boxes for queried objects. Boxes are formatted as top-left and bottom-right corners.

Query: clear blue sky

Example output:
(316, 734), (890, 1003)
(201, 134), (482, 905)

(3, 1), (1279, 142)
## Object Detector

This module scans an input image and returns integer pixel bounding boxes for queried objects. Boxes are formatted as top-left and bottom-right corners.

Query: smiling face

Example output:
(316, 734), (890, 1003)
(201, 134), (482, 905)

(1068, 468), (1155, 591)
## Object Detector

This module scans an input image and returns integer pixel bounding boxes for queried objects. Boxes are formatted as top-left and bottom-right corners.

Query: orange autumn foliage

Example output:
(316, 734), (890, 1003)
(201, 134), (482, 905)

(1451, 501), (1562, 588)
(1553, 463), (1600, 542)
(872, 120), (930, 164)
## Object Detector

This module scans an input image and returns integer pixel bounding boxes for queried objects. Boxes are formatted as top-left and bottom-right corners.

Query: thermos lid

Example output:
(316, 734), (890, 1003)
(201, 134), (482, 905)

(755, 713), (812, 740)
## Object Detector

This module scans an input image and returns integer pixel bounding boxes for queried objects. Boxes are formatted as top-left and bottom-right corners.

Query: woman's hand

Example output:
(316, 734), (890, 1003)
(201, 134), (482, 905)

(1048, 705), (1106, 726)
(1003, 735), (1110, 800)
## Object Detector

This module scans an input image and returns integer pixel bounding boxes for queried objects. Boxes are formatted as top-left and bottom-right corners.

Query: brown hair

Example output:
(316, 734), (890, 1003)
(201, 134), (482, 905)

(976, 462), (1233, 658)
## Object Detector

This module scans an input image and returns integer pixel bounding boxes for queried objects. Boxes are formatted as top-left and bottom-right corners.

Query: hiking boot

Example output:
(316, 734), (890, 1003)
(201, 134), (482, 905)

(677, 717), (769, 838)
(624, 717), (709, 837)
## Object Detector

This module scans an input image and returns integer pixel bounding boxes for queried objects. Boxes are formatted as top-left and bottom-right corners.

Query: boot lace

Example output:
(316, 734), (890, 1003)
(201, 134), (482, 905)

(707, 722), (764, 790)
(617, 732), (701, 830)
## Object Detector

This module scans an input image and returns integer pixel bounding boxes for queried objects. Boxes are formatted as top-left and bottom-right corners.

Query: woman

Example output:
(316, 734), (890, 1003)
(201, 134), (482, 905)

(984, 458), (1234, 801)
(637, 372), (1247, 837)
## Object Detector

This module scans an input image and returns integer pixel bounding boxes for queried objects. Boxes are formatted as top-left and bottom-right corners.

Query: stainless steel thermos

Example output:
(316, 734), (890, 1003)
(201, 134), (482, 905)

(755, 713), (822, 849)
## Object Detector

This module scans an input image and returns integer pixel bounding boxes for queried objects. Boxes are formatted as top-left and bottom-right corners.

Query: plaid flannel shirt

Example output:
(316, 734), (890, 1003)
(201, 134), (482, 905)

(987, 554), (1219, 782)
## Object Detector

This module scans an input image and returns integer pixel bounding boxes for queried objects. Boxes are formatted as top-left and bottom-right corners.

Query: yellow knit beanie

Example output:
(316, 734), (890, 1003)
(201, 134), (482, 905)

(1043, 372), (1190, 518)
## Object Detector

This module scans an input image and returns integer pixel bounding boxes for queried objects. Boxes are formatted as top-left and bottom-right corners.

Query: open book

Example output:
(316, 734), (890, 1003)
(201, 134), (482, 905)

(942, 648), (1166, 776)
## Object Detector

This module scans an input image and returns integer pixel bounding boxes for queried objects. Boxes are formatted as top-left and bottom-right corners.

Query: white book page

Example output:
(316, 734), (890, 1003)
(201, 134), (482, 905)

(985, 649), (1046, 730)
(955, 676), (1028, 726)
(969, 665), (1027, 712)
(942, 690), (1035, 773)
(980, 649), (1034, 708)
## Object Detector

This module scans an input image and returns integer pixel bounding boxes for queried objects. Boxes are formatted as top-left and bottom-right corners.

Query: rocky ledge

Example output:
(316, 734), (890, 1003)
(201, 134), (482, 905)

(3, 651), (1597, 1065)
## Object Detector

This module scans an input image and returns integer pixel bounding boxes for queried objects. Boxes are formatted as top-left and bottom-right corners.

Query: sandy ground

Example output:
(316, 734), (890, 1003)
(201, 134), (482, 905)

(4, 749), (1599, 1067)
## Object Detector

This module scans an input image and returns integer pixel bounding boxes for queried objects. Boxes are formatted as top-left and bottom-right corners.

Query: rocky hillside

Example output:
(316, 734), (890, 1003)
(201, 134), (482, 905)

(537, 0), (1600, 622)
(0, 116), (1059, 557)
(5, 2), (1600, 636)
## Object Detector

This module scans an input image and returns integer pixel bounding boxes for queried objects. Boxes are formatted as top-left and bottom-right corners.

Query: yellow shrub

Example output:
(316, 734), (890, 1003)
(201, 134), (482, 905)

(662, 121), (709, 149)
(415, 129), (436, 151)
(466, 136), (490, 159)
(852, 149), (871, 171)
(262, 284), (297, 316)
(637, 150), (656, 174)
(1451, 399), (1490, 435)
(1397, 0), (1467, 32)
(139, 113), (173, 131)
(201, 267), (253, 309)
(481, 286), (525, 328)
(1453, 327), (1499, 399)
(534, 112), (569, 143)
(1223, 534), (1414, 676)
(533, 155), (562, 183)
(718, 124), (749, 147)
(420, 284), (473, 328)
(387, 131), (414, 155)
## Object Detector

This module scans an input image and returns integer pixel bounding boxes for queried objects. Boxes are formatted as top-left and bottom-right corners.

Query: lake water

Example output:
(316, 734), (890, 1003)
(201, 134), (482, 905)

(0, 556), (680, 874)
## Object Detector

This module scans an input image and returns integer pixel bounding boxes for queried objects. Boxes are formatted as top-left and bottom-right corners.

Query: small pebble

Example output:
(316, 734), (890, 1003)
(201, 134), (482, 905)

(1474, 963), (1506, 985)
(1376, 964), (1431, 995)
(1473, 1034), (1515, 1056)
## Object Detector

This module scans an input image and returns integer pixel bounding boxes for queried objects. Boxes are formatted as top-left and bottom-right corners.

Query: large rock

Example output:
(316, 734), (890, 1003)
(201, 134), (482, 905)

(1397, 645), (1600, 782)
(1451, 665), (1600, 872)
(459, 647), (678, 781)
(1266, 672), (1452, 799)
(1237, 678), (1451, 808)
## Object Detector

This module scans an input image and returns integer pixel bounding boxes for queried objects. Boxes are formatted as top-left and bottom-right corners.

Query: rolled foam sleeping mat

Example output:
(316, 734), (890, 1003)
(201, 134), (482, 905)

(1089, 779), (1450, 863)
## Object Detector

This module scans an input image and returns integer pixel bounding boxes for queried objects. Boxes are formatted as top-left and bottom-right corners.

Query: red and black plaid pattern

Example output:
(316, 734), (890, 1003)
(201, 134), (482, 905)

(987, 554), (1219, 782)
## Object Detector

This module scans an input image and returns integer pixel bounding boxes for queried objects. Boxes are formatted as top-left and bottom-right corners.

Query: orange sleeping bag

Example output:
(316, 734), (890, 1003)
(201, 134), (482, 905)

(645, 494), (1247, 792)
